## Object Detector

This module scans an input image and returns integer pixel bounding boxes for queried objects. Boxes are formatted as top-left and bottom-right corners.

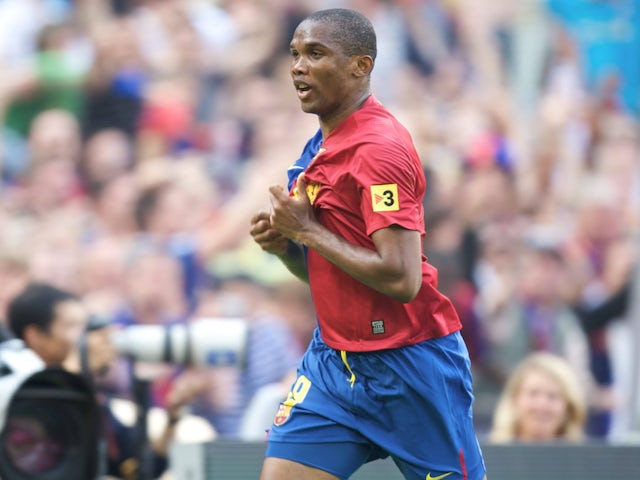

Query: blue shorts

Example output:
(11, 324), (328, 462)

(266, 329), (486, 480)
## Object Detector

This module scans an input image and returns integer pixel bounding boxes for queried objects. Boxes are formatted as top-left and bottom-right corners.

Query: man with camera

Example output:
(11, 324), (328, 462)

(6, 282), (194, 480)
(7, 283), (116, 377)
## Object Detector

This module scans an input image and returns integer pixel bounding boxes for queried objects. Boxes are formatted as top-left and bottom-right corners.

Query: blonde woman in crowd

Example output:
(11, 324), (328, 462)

(489, 352), (587, 443)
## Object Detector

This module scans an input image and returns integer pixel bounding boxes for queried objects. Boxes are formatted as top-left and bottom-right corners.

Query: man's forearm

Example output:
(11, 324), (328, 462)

(277, 240), (309, 282)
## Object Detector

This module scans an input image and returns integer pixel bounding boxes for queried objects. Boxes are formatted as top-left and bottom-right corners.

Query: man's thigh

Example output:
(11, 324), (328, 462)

(260, 457), (340, 480)
(264, 439), (381, 480)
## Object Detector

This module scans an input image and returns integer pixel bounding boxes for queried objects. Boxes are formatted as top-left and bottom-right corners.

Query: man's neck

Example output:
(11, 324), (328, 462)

(319, 90), (371, 139)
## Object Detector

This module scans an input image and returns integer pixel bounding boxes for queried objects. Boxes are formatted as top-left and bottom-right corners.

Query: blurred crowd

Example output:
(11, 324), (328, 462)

(0, 0), (639, 471)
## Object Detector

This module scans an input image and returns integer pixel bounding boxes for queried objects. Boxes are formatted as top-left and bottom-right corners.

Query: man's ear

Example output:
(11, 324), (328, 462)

(352, 55), (374, 78)
(23, 324), (45, 351)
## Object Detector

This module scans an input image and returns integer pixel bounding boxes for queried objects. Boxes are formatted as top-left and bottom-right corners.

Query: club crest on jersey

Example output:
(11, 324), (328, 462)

(306, 182), (320, 205)
(273, 403), (292, 426)
(292, 180), (320, 205)
(370, 184), (399, 212)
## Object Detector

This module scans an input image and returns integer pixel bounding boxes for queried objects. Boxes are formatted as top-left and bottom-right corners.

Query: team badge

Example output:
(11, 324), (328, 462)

(291, 180), (320, 205)
(370, 184), (399, 212)
(306, 182), (320, 205)
(273, 403), (292, 426)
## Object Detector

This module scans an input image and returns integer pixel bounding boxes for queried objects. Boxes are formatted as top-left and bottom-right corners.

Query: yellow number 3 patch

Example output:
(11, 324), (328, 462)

(370, 184), (399, 212)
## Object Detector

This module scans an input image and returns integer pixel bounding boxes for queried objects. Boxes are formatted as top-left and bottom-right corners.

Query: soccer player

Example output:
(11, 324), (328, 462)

(250, 8), (488, 480)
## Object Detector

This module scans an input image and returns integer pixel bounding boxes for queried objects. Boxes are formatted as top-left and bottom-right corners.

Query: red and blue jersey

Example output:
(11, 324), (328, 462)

(289, 96), (461, 352)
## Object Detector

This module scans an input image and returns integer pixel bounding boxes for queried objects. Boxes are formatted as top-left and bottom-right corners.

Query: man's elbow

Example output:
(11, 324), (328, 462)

(394, 288), (419, 304)
(387, 278), (421, 303)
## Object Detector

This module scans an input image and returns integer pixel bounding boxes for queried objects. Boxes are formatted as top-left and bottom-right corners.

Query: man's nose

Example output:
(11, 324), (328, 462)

(292, 56), (307, 74)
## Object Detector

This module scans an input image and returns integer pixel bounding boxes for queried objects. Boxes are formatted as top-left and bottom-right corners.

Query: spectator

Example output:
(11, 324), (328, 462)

(470, 229), (593, 432)
(489, 351), (587, 443)
(3, 21), (87, 139)
(562, 175), (636, 437)
(79, 128), (134, 195)
(8, 109), (84, 217)
(82, 16), (147, 139)
(7, 282), (111, 373)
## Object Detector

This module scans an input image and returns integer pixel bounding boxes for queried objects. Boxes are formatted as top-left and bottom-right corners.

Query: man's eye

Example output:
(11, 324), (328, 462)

(290, 50), (299, 58)
(310, 50), (323, 58)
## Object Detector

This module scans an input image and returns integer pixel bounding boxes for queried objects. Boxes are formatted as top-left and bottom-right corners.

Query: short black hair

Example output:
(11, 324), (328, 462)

(7, 283), (76, 340)
(305, 8), (377, 60)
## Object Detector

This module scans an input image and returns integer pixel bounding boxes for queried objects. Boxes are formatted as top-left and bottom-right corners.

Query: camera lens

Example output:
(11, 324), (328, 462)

(0, 369), (100, 480)
(1, 400), (77, 476)
(3, 415), (65, 474)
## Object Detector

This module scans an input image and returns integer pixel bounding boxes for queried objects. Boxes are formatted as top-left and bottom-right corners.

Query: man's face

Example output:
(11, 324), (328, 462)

(289, 20), (357, 120)
(32, 300), (88, 367)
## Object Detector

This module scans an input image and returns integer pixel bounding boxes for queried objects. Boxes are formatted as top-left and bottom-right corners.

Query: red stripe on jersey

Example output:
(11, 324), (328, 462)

(459, 448), (468, 480)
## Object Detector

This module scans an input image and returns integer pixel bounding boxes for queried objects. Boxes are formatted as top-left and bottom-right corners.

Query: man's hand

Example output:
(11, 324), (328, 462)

(250, 210), (289, 256)
(166, 370), (207, 422)
(268, 174), (317, 244)
(250, 177), (313, 282)
(86, 326), (118, 375)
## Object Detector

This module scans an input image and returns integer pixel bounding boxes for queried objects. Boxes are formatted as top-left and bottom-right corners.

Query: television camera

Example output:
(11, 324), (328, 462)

(0, 339), (100, 480)
(0, 317), (248, 480)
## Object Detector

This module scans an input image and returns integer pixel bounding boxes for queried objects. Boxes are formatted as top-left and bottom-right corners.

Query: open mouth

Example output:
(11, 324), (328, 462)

(294, 81), (312, 99)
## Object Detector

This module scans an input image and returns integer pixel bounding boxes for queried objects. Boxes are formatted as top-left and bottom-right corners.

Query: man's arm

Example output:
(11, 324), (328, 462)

(268, 175), (422, 303)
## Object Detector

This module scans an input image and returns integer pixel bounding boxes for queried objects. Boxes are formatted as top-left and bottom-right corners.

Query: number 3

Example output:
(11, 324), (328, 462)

(382, 189), (395, 207)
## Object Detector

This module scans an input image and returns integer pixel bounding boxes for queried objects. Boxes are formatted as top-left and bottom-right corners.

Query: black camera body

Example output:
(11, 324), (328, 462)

(0, 339), (100, 480)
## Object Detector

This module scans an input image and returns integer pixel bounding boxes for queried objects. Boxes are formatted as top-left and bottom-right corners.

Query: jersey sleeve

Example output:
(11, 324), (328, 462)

(355, 141), (425, 237)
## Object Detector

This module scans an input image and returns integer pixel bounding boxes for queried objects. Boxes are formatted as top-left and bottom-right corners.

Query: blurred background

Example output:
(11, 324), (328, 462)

(0, 0), (639, 479)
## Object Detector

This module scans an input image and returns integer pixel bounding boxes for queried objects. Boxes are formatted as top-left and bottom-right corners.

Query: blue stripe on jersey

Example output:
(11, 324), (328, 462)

(287, 129), (323, 191)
